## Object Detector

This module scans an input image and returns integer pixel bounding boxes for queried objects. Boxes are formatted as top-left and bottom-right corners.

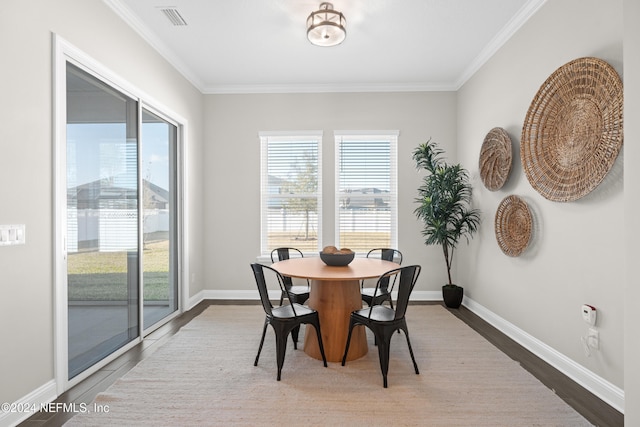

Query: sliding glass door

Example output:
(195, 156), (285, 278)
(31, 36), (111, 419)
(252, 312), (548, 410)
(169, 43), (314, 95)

(66, 64), (140, 378)
(141, 109), (178, 329)
(64, 62), (180, 380)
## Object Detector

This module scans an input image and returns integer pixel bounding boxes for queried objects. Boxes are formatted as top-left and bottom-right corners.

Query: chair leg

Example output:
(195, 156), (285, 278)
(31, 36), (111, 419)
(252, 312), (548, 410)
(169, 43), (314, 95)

(274, 324), (290, 381)
(291, 325), (300, 349)
(402, 325), (420, 375)
(373, 328), (394, 388)
(254, 318), (269, 366)
(341, 317), (357, 366)
(310, 319), (328, 367)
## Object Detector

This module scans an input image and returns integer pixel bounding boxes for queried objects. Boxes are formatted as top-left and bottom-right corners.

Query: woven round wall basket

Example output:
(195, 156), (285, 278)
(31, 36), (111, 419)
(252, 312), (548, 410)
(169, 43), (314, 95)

(479, 127), (512, 191)
(521, 57), (623, 202)
(495, 195), (532, 257)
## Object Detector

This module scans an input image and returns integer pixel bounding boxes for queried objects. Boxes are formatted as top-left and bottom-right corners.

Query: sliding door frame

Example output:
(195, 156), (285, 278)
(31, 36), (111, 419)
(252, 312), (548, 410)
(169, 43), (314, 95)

(53, 34), (189, 394)
(139, 102), (183, 334)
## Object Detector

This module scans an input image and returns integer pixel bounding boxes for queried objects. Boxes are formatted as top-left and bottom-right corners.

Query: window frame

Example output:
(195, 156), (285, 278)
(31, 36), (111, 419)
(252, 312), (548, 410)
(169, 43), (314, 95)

(334, 130), (399, 253)
(259, 131), (323, 256)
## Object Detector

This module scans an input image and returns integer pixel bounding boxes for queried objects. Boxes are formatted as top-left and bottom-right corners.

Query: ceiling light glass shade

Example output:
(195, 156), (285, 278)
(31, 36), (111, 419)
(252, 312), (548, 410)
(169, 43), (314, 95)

(306, 2), (346, 47)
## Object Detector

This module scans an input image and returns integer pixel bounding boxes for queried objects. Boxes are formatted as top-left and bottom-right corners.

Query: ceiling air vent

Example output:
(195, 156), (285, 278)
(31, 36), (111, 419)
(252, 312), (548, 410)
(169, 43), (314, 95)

(159, 7), (187, 26)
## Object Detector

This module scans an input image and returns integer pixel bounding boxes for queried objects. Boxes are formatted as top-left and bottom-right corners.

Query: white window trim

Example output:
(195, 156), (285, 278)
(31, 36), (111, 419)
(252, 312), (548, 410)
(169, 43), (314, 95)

(334, 130), (399, 252)
(259, 131), (323, 257)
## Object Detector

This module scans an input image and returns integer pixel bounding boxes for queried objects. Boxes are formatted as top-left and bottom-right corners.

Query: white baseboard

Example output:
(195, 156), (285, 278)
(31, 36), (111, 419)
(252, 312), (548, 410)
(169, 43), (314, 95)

(190, 289), (442, 306)
(407, 290), (442, 301)
(463, 297), (624, 413)
(1, 380), (57, 427)
(189, 289), (261, 307)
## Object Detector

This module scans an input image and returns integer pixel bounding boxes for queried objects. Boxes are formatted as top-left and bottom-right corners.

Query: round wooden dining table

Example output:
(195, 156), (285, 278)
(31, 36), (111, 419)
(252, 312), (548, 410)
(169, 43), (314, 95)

(271, 257), (400, 363)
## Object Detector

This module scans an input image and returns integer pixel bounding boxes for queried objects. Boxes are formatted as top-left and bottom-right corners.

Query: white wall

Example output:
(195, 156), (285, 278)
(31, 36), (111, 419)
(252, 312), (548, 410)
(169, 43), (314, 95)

(203, 92), (457, 295)
(0, 0), (204, 407)
(457, 0), (624, 393)
(624, 0), (640, 422)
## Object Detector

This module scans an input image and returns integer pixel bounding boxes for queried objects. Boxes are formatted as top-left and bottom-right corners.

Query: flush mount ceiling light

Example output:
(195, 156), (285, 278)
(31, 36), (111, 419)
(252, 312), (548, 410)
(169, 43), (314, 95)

(306, 2), (346, 47)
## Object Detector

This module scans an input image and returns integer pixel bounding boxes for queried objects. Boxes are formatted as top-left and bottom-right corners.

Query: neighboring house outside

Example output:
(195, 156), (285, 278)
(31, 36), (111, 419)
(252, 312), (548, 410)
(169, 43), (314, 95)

(67, 178), (169, 252)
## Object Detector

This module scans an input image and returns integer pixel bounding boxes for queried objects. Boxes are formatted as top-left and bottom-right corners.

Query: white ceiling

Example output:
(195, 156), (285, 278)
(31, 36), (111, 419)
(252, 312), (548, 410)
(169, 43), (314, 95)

(105, 0), (545, 94)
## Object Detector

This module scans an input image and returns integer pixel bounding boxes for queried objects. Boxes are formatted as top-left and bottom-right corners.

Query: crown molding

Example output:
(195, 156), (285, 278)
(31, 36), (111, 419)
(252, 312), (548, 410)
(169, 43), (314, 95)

(454, 0), (548, 89)
(102, 0), (205, 92)
(202, 81), (457, 95)
(105, 0), (545, 95)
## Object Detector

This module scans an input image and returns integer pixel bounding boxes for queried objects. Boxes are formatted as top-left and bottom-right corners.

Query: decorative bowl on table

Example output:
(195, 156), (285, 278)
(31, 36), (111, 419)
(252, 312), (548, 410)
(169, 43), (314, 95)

(319, 246), (355, 266)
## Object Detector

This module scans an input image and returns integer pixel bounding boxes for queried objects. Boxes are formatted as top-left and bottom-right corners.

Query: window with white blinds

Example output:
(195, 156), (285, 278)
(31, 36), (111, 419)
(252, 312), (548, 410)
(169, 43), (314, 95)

(260, 132), (322, 255)
(335, 131), (398, 253)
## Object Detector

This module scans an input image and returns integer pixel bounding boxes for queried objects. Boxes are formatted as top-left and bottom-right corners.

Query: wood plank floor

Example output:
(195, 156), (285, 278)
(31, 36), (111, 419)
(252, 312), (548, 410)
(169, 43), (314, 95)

(445, 303), (623, 427)
(19, 301), (623, 427)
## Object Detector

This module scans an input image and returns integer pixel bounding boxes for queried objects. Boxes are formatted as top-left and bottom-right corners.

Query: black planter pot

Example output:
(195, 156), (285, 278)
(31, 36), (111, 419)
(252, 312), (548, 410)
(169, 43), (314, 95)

(442, 285), (464, 308)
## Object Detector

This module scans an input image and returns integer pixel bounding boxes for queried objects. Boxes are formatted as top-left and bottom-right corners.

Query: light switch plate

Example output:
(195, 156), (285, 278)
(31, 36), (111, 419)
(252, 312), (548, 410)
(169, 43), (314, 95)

(0, 224), (26, 246)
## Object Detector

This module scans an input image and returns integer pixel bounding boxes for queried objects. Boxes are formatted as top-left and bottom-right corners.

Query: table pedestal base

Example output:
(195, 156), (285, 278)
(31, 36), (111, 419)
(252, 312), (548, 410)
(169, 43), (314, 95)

(304, 279), (367, 363)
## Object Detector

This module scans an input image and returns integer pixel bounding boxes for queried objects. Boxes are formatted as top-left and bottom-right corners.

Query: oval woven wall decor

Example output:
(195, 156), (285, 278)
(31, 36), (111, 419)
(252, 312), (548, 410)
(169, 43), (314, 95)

(495, 195), (532, 257)
(479, 127), (512, 191)
(521, 57), (623, 202)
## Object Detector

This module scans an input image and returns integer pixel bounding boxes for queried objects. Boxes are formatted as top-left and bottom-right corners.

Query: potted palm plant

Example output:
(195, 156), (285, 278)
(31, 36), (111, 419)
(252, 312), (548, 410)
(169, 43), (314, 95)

(413, 139), (481, 308)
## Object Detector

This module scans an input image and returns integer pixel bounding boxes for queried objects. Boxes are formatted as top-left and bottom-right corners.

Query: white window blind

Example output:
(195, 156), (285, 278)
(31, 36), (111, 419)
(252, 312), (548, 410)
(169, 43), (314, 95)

(335, 131), (398, 253)
(260, 132), (322, 255)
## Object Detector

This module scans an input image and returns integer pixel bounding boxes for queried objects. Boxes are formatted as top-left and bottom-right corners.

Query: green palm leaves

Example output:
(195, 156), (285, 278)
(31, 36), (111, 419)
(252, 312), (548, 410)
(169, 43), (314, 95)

(413, 139), (480, 285)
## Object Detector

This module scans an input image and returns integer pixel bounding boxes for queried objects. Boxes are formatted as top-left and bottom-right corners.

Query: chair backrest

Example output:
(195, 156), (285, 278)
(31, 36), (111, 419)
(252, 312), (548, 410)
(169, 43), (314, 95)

(368, 265), (421, 320)
(251, 263), (274, 316)
(251, 263), (299, 316)
(366, 248), (403, 290)
(366, 248), (403, 264)
(270, 248), (304, 288)
(393, 265), (421, 319)
(270, 247), (304, 263)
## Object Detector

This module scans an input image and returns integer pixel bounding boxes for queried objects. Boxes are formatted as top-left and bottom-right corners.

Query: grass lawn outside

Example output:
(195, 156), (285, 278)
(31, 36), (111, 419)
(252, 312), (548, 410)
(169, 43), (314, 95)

(68, 232), (390, 300)
(268, 231), (391, 253)
(68, 240), (172, 301)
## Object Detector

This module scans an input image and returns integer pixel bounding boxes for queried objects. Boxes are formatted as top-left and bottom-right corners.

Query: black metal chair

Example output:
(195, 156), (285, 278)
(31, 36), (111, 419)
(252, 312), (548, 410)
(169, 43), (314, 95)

(343, 265), (421, 388)
(361, 248), (403, 308)
(251, 263), (327, 381)
(271, 247), (310, 306)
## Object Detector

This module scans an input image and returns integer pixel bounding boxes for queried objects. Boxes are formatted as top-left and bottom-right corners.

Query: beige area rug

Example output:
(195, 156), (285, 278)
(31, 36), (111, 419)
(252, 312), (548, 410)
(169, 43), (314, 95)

(66, 305), (591, 426)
